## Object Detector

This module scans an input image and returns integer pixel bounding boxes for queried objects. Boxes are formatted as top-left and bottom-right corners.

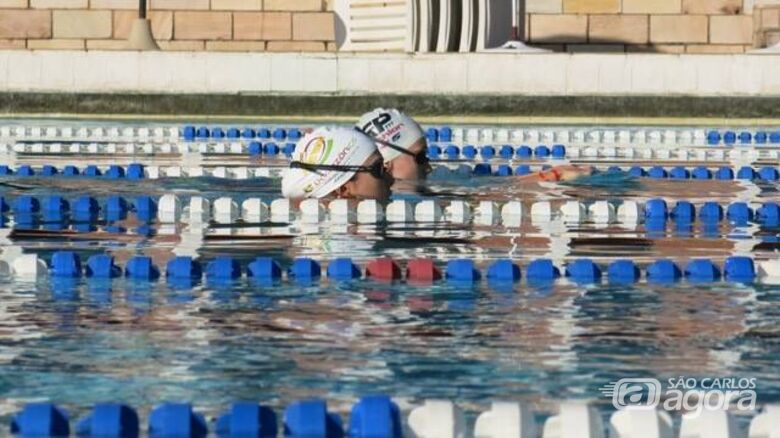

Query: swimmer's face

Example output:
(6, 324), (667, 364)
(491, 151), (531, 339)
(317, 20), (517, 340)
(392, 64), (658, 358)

(386, 138), (431, 181)
(338, 152), (393, 201)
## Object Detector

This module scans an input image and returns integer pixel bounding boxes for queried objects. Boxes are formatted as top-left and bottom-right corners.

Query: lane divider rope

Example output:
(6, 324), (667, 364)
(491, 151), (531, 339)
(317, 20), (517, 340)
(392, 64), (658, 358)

(8, 398), (779, 438)
(4, 163), (780, 181)
(2, 195), (779, 227)
(3, 250), (777, 284)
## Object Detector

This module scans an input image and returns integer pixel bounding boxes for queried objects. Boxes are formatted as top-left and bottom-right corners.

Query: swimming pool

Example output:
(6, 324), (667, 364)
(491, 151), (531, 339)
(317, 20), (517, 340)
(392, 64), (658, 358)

(1, 119), (779, 436)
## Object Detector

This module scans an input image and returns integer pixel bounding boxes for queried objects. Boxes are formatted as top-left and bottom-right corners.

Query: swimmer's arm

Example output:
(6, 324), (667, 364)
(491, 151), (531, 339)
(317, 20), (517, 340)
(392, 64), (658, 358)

(515, 165), (594, 182)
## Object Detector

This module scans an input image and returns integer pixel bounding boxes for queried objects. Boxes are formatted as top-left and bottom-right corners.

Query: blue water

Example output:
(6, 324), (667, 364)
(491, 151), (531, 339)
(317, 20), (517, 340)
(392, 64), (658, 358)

(2, 276), (778, 421)
(1, 121), (780, 431)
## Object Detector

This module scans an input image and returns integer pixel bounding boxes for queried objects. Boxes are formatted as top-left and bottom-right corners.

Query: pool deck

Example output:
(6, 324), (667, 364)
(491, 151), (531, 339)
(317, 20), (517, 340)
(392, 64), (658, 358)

(3, 50), (780, 120)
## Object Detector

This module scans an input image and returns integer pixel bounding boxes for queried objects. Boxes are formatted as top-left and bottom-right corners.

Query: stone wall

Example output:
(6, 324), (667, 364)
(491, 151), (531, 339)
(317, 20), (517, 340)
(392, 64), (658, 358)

(526, 0), (773, 53)
(0, 0), (336, 51)
(0, 0), (777, 52)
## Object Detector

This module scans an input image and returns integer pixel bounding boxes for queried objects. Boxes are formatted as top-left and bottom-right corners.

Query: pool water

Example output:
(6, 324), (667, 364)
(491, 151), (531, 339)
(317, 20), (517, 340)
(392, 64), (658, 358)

(0, 120), (779, 432)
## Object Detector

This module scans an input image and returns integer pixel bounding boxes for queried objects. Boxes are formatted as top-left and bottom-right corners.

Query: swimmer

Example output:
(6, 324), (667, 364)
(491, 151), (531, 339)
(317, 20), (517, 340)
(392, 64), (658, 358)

(281, 126), (393, 201)
(356, 108), (594, 183)
(356, 108), (431, 181)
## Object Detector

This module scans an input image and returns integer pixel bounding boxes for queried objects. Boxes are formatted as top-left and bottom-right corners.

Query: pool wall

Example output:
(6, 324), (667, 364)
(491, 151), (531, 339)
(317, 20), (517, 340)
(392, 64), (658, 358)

(3, 51), (780, 118)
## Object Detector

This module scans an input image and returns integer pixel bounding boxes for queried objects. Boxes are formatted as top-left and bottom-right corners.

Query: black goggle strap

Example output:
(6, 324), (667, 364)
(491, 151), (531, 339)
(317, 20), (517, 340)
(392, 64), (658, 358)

(290, 161), (374, 175)
(353, 126), (418, 158)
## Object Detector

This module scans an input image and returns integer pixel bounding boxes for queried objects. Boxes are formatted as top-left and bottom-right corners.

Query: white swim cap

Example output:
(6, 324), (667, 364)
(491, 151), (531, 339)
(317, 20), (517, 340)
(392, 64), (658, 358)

(356, 108), (425, 163)
(281, 126), (377, 199)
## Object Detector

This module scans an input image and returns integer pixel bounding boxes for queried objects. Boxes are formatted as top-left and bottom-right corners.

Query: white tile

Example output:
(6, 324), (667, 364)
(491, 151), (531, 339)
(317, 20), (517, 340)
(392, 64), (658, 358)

(205, 53), (271, 92)
(6, 52), (42, 91)
(516, 53), (568, 94)
(271, 53), (337, 93)
(1, 51), (777, 97)
(567, 54), (601, 94)
(37, 51), (77, 91)
(627, 54), (670, 94)
(693, 55), (734, 95)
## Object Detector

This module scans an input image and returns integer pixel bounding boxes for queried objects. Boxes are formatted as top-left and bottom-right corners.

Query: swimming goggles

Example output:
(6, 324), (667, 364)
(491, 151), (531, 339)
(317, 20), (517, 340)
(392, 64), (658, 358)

(290, 159), (387, 179)
(354, 128), (429, 165)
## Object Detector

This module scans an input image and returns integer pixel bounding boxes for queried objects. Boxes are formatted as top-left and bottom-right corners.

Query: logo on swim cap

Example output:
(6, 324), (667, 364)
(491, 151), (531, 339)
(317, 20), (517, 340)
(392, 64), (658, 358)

(301, 136), (334, 165)
(360, 112), (393, 137)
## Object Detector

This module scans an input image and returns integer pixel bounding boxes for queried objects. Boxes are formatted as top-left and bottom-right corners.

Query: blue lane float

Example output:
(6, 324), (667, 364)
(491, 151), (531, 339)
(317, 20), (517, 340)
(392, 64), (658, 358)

(472, 163), (492, 176)
(446, 259), (481, 282)
(86, 255), (122, 278)
(133, 196), (157, 222)
(646, 259), (682, 283)
(248, 141), (263, 155)
(486, 259), (521, 283)
(241, 128), (256, 139)
(566, 259), (602, 283)
(125, 256), (160, 281)
(248, 257), (282, 280)
(758, 202), (780, 224)
(166, 256), (203, 280)
(0, 164), (146, 180)
(692, 166), (711, 179)
(284, 399), (343, 438)
(51, 251), (82, 278)
(84, 165), (102, 177)
(499, 145), (514, 158)
(288, 257), (321, 280)
(148, 403), (207, 438)
(727, 202), (753, 224)
(216, 402), (277, 438)
(515, 164), (531, 175)
(534, 145), (550, 157)
(645, 199), (668, 220)
(685, 259), (721, 282)
(699, 202), (723, 222)
(724, 256), (756, 282)
(628, 166), (646, 177)
(607, 260), (641, 284)
(206, 257), (242, 280)
(426, 144), (441, 159)
(349, 396), (402, 438)
(76, 403), (139, 438)
(516, 145), (532, 158)
(11, 403), (70, 437)
(327, 258), (361, 280)
(672, 201), (696, 222)
(526, 259), (560, 282)
(707, 129), (780, 145)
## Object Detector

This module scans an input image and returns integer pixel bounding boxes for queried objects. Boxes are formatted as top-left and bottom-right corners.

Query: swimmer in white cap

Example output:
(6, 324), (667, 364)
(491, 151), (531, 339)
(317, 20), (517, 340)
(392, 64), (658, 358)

(356, 108), (431, 181)
(282, 126), (392, 201)
(357, 108), (593, 183)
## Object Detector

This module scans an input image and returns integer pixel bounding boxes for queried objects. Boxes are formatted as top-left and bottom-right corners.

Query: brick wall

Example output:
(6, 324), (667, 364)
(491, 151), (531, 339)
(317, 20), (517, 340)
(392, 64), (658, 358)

(526, 0), (764, 53)
(754, 4), (780, 47)
(0, 0), (775, 52)
(0, 0), (336, 51)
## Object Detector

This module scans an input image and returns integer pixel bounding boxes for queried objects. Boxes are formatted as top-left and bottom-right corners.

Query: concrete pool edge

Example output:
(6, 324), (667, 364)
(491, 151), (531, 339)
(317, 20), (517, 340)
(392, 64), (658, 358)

(3, 93), (780, 124)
